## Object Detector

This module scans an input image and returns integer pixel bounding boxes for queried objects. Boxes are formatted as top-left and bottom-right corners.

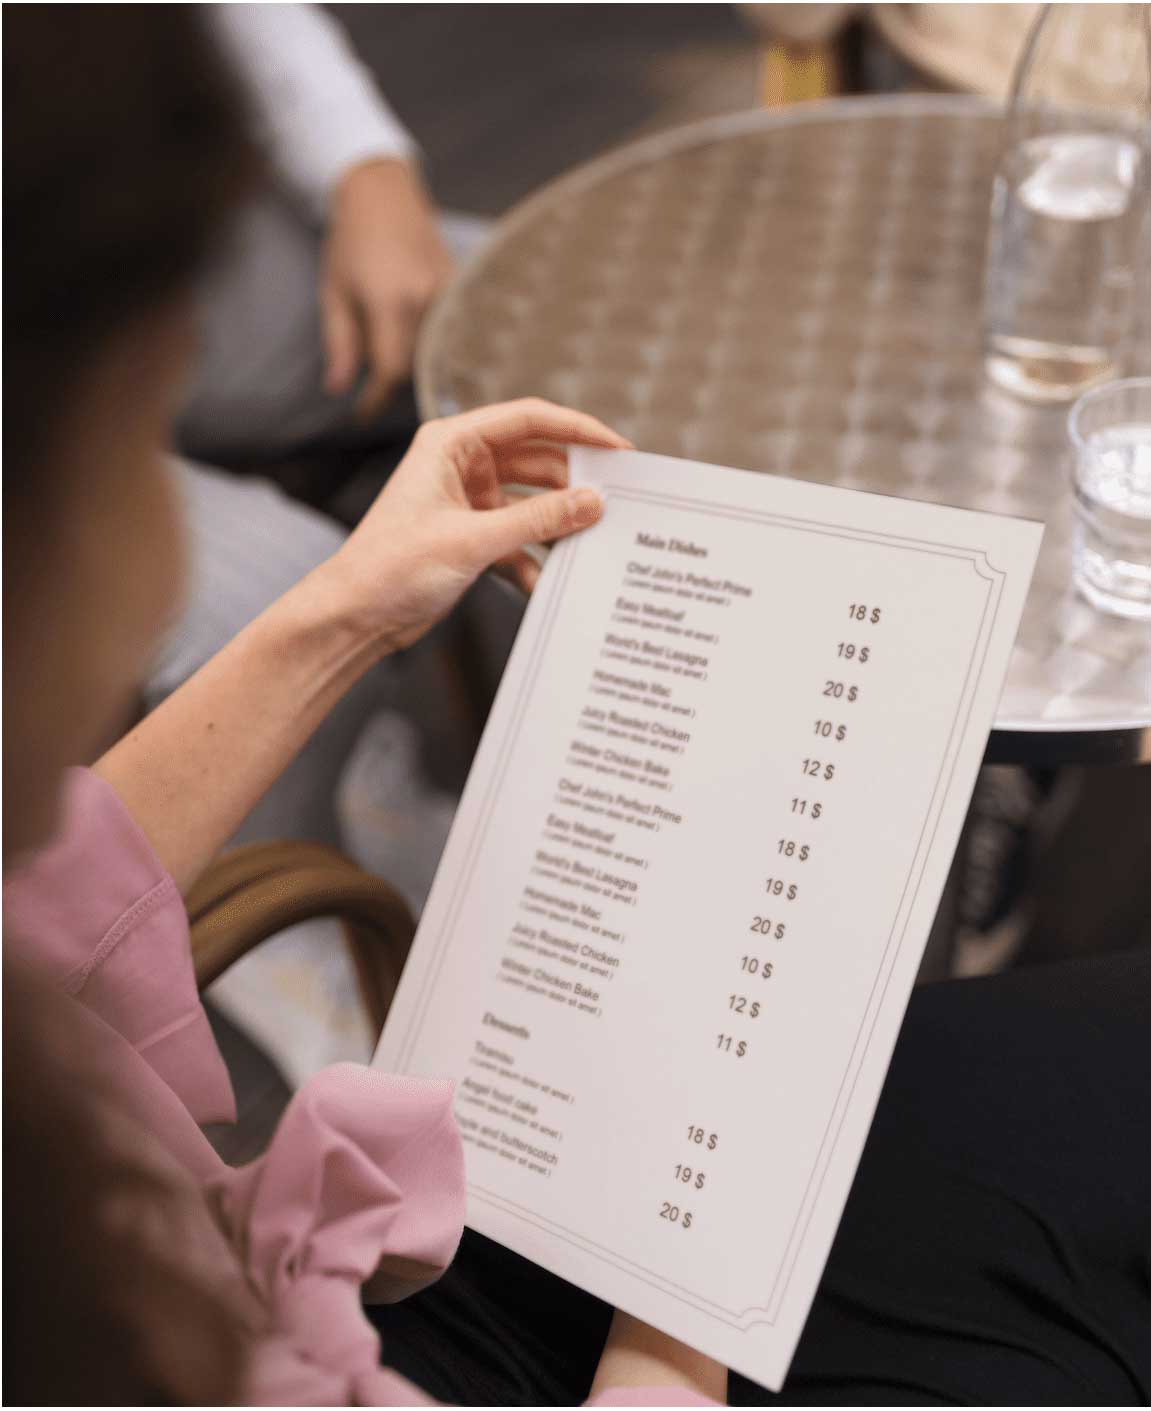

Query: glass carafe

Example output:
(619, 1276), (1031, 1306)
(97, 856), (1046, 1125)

(983, 4), (1151, 403)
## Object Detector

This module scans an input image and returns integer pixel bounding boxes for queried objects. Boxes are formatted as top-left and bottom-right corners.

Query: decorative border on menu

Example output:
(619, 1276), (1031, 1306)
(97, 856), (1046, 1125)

(394, 483), (1005, 1333)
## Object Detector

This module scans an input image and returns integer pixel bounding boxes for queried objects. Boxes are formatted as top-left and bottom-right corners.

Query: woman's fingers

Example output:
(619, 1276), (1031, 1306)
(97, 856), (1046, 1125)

(491, 549), (542, 596)
(321, 286), (362, 396)
(450, 397), (631, 450)
(355, 298), (409, 420)
(458, 446), (504, 511)
(494, 445), (570, 489)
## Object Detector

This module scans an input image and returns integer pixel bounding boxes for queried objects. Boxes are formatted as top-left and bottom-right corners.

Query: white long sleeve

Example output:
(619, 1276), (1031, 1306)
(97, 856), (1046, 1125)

(209, 3), (416, 218)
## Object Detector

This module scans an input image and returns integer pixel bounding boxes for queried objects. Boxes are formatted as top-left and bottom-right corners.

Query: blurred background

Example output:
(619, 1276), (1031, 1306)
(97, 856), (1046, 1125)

(333, 3), (1045, 216)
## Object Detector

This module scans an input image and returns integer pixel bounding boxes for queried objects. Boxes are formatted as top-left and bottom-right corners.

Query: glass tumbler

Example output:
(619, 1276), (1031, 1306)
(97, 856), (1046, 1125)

(1069, 376), (1151, 618)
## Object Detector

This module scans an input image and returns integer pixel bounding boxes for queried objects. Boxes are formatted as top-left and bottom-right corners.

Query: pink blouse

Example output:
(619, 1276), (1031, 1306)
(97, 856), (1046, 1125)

(3, 769), (714, 1406)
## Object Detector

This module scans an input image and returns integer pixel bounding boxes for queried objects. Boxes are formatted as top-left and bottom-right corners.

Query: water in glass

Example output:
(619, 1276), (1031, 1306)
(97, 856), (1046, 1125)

(1071, 381), (1151, 618)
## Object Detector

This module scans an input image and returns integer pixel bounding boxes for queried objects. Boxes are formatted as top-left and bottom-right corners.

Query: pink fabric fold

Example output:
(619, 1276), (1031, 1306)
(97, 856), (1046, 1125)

(210, 1064), (464, 1372)
(4, 767), (234, 1124)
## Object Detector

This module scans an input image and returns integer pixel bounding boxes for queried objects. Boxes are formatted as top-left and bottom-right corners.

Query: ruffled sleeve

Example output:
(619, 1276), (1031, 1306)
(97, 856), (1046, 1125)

(208, 1063), (465, 1404)
(208, 1062), (719, 1407)
(2, 766), (234, 1124)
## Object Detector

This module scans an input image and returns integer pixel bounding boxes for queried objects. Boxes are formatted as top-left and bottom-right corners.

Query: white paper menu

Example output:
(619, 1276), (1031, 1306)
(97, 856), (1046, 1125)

(374, 448), (1042, 1391)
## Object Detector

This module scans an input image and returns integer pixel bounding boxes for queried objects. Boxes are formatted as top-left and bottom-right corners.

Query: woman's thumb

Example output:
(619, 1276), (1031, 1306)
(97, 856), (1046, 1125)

(478, 486), (603, 564)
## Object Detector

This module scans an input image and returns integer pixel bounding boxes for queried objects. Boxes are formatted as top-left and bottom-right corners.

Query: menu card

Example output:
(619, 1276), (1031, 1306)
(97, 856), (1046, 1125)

(374, 448), (1042, 1389)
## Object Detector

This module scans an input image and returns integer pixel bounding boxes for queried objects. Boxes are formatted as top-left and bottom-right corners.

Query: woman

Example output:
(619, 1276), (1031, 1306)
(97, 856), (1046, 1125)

(3, 8), (721, 1405)
(6, 9), (1149, 1408)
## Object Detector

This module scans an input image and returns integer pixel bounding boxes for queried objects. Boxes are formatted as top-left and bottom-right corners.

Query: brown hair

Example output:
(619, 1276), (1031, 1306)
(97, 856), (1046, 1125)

(3, 9), (259, 1401)
(3, 5), (257, 507)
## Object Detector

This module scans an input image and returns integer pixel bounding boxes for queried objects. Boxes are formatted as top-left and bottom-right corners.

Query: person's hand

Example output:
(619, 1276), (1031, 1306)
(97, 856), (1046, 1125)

(590, 1309), (727, 1403)
(321, 399), (631, 654)
(320, 158), (453, 420)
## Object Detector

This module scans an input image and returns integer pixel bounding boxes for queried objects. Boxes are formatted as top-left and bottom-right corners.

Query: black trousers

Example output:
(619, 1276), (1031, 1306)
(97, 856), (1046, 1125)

(370, 951), (1151, 1405)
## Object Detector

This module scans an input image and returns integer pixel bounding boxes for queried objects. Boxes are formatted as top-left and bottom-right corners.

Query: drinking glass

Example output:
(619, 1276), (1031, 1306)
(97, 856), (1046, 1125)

(983, 4), (1151, 404)
(1069, 377), (1151, 618)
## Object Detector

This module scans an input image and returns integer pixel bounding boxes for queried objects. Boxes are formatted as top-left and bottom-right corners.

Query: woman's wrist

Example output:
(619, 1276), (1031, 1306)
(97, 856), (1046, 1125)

(280, 553), (398, 677)
(333, 154), (429, 215)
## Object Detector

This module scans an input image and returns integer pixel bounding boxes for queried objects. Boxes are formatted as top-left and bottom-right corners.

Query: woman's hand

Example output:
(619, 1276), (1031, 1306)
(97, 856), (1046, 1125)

(97, 399), (626, 893)
(323, 398), (630, 653)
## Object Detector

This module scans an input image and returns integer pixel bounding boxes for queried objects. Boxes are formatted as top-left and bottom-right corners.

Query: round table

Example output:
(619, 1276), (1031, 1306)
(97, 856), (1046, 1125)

(418, 95), (1151, 765)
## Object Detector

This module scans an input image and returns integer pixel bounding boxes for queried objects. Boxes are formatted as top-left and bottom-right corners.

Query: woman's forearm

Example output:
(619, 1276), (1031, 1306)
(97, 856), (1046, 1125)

(95, 563), (383, 893)
(96, 399), (624, 893)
